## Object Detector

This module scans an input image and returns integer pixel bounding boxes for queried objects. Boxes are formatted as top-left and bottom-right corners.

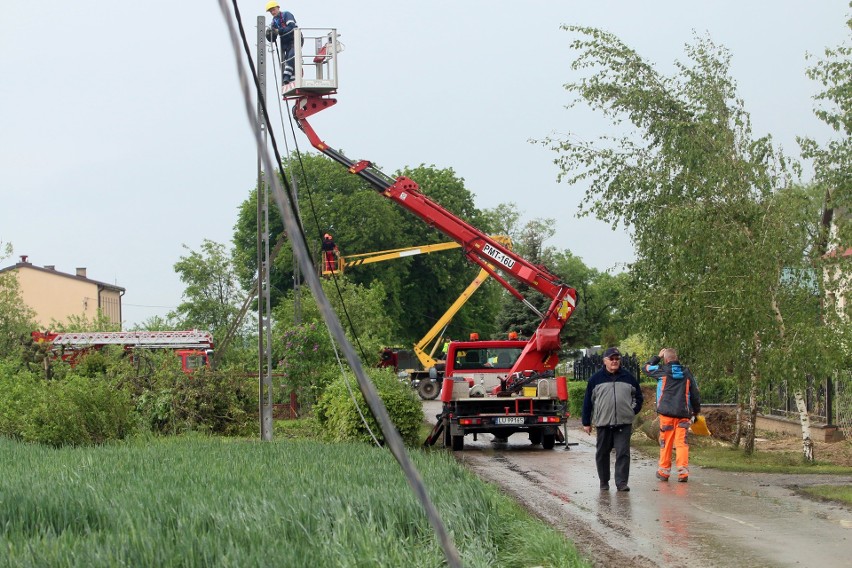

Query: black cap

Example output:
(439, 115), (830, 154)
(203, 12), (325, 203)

(603, 347), (621, 358)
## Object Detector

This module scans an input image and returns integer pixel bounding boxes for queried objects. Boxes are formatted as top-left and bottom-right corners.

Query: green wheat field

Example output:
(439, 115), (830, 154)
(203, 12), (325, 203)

(0, 436), (588, 567)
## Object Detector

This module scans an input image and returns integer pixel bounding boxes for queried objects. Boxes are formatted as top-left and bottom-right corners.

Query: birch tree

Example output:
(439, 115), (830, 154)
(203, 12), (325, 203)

(544, 27), (844, 453)
(800, 9), (852, 443)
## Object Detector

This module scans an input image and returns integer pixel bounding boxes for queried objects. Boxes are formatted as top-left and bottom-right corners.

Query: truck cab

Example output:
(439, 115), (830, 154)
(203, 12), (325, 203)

(175, 349), (213, 373)
(444, 340), (526, 392)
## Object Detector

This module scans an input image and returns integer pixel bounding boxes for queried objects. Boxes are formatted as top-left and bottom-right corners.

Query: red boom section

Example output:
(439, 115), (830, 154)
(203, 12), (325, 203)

(293, 95), (577, 378)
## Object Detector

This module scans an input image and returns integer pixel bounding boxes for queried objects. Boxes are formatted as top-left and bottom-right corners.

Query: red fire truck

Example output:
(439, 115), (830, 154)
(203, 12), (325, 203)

(32, 330), (214, 373)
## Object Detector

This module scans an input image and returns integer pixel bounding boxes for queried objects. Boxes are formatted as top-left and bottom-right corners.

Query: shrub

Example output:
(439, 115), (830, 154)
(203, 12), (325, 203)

(0, 365), (40, 438)
(566, 381), (587, 418)
(700, 376), (738, 404)
(0, 372), (137, 447)
(315, 368), (423, 446)
(132, 356), (258, 436)
(275, 323), (340, 412)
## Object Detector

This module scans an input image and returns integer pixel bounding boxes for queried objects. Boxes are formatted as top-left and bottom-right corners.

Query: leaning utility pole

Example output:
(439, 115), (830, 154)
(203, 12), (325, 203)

(256, 15), (274, 441)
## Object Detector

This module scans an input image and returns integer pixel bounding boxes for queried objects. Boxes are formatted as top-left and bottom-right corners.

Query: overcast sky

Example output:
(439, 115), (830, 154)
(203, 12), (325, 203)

(1, 1), (848, 329)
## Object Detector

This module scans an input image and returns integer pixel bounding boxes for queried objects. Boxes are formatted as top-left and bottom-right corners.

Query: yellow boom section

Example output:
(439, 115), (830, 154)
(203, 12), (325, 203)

(412, 267), (491, 369)
(322, 236), (512, 370)
(322, 241), (463, 275)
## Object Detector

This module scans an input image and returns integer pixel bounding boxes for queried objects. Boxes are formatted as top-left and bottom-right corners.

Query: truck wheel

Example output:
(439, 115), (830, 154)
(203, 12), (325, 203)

(451, 435), (464, 451)
(542, 434), (556, 450)
(418, 379), (440, 400)
(529, 431), (543, 445)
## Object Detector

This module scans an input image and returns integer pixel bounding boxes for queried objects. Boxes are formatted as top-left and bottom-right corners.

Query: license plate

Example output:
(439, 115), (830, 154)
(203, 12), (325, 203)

(495, 417), (525, 425)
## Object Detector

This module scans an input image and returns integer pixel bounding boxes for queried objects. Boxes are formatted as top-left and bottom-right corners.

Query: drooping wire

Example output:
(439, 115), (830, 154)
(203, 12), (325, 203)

(218, 3), (462, 566)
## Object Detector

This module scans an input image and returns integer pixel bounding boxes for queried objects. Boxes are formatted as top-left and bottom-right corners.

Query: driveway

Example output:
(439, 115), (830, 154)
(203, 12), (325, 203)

(422, 400), (852, 568)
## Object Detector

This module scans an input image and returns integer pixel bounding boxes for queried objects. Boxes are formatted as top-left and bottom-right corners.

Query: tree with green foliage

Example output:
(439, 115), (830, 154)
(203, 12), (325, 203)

(234, 154), (501, 345)
(271, 277), (400, 414)
(550, 252), (634, 350)
(800, 9), (852, 320)
(48, 311), (120, 333)
(798, 9), (852, 448)
(799, 11), (852, 262)
(493, 217), (553, 340)
(484, 209), (631, 352)
(545, 27), (846, 454)
(170, 239), (246, 346)
(0, 242), (37, 362)
(130, 314), (183, 331)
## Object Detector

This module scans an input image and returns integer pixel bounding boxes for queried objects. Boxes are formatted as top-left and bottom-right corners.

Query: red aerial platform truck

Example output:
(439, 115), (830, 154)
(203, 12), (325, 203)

(281, 30), (577, 449)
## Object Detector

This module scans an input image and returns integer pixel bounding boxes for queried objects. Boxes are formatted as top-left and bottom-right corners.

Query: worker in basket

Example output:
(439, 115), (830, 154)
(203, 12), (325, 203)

(321, 233), (339, 274)
(377, 347), (398, 373)
(265, 1), (298, 87)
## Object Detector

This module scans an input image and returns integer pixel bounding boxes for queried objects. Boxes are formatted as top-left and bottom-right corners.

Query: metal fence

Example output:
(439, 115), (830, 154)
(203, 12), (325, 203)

(572, 353), (642, 382)
(763, 371), (851, 431)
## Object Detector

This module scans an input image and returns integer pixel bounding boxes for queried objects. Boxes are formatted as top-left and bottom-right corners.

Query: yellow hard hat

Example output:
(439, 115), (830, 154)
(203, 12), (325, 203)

(265, 1), (280, 11)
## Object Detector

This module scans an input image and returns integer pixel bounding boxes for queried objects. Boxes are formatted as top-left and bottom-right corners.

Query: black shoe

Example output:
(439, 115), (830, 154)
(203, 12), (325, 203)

(600, 483), (609, 491)
(616, 485), (630, 492)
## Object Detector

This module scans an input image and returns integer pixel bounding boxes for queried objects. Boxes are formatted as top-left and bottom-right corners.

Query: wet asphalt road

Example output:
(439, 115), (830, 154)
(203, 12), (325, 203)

(422, 400), (852, 568)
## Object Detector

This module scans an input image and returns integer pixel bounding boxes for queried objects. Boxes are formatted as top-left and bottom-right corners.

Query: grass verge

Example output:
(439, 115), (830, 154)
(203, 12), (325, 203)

(798, 484), (852, 506)
(632, 436), (852, 475)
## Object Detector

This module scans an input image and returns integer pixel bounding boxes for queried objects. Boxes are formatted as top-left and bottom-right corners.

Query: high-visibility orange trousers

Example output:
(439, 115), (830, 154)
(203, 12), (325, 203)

(658, 415), (690, 479)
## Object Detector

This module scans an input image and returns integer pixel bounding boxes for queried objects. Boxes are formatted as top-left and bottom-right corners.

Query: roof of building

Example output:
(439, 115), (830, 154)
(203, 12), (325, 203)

(0, 261), (125, 292)
(825, 247), (852, 259)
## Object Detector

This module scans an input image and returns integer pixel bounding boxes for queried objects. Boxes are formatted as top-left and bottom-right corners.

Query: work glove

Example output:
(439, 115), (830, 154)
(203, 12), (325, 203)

(690, 414), (698, 424)
(265, 28), (278, 42)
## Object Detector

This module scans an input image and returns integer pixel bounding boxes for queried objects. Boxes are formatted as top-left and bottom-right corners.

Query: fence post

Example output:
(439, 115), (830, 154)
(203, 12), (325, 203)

(826, 375), (834, 426)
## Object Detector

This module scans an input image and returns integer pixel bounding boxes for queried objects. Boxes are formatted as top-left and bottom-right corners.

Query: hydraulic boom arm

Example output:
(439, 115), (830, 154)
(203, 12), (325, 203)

(293, 96), (577, 376)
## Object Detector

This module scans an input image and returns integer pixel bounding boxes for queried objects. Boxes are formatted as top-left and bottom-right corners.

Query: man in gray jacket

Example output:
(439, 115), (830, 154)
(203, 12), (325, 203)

(581, 347), (644, 491)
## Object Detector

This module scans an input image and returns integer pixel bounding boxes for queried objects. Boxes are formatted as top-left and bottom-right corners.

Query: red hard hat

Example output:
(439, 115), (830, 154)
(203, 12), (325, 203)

(469, 332), (479, 341)
(508, 331), (518, 340)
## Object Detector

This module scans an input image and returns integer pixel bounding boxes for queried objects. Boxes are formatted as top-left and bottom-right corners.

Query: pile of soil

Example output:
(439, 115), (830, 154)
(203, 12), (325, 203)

(703, 407), (737, 441)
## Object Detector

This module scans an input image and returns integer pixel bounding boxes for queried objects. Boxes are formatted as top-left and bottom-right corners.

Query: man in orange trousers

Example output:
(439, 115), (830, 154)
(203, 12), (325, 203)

(643, 348), (701, 482)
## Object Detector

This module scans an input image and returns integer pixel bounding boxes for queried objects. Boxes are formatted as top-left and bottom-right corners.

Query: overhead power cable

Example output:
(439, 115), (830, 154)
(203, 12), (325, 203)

(217, 3), (462, 567)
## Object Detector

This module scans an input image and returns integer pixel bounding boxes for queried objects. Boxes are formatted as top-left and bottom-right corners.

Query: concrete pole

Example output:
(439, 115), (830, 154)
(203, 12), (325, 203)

(257, 15), (273, 441)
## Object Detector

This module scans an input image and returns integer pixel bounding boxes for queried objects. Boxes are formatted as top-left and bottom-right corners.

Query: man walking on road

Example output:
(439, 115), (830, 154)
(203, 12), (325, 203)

(643, 348), (701, 482)
(582, 347), (644, 492)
